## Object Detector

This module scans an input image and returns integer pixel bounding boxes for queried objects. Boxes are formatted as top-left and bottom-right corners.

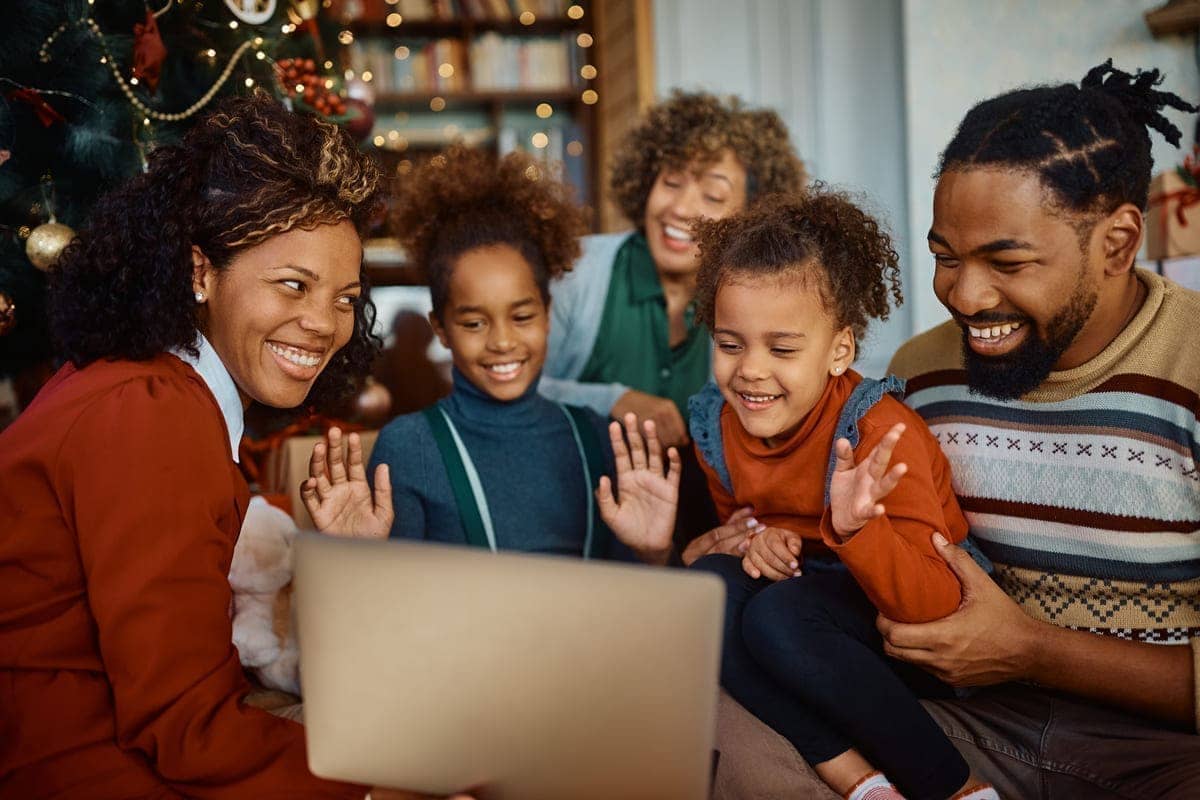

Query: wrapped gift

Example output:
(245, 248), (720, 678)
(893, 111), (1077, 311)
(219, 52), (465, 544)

(241, 416), (378, 529)
(1146, 168), (1200, 260)
(264, 430), (379, 529)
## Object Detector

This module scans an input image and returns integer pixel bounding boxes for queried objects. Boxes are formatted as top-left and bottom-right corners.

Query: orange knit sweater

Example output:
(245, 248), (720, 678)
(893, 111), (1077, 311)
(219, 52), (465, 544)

(696, 371), (969, 623)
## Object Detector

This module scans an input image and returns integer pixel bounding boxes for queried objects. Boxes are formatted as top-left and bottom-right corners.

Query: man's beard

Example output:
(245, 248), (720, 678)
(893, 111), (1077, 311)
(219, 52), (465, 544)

(960, 280), (1097, 401)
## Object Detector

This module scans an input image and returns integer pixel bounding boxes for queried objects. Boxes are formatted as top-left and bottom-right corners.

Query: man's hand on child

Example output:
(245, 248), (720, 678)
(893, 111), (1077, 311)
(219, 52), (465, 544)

(302, 427), (394, 539)
(611, 389), (690, 447)
(742, 526), (803, 581)
(878, 532), (1041, 688)
(596, 413), (681, 565)
(828, 422), (908, 542)
(681, 507), (757, 565)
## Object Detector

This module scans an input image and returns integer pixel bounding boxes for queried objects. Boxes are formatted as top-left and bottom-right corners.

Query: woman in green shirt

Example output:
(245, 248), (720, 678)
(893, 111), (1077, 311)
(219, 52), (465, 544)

(540, 90), (807, 551)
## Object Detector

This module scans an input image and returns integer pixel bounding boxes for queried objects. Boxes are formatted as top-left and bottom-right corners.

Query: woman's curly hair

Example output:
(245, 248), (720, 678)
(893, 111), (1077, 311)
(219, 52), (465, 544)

(694, 189), (902, 346)
(610, 91), (807, 226)
(392, 145), (587, 319)
(49, 93), (383, 410)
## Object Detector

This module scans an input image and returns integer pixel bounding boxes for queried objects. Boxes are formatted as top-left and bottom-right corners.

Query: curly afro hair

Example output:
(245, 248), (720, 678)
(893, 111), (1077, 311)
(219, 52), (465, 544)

(392, 145), (588, 320)
(694, 189), (902, 346)
(939, 60), (1196, 216)
(609, 91), (807, 227)
(49, 93), (384, 410)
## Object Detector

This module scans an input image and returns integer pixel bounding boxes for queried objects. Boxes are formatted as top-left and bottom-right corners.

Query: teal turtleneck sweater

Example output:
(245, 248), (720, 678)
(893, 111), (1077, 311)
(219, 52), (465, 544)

(369, 367), (616, 556)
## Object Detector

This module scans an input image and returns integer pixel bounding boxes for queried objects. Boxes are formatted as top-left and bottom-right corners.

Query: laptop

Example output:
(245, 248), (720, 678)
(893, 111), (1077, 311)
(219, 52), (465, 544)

(293, 534), (726, 800)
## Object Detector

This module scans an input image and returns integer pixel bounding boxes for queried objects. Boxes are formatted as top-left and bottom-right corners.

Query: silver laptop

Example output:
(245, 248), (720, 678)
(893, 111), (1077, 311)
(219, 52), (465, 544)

(294, 534), (725, 800)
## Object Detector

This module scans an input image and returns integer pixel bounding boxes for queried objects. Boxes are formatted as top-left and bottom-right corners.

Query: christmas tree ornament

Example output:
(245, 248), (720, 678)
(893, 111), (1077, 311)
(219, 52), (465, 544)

(275, 58), (346, 118)
(8, 88), (66, 127)
(225, 0), (278, 25)
(0, 292), (15, 337)
(287, 0), (325, 60)
(132, 10), (168, 92)
(25, 220), (75, 271)
(343, 97), (374, 142)
(0, 95), (13, 163)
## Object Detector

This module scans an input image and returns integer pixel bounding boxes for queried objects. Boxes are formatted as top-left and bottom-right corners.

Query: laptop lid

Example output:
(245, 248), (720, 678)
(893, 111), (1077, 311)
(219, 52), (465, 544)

(294, 534), (725, 800)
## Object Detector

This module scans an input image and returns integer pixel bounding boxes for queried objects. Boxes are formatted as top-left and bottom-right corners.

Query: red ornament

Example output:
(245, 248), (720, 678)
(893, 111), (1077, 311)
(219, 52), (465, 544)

(7, 89), (65, 127)
(133, 10), (168, 92)
(343, 97), (374, 143)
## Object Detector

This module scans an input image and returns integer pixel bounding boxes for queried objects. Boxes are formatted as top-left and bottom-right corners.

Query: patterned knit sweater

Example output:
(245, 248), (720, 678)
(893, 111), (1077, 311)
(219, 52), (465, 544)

(889, 270), (1200, 723)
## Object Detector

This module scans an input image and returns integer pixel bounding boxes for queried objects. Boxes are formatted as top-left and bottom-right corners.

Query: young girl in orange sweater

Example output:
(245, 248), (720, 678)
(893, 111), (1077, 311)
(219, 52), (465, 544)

(601, 191), (996, 800)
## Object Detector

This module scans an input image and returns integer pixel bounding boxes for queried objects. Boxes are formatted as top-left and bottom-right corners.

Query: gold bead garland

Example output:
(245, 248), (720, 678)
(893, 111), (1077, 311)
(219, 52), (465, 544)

(39, 17), (260, 123)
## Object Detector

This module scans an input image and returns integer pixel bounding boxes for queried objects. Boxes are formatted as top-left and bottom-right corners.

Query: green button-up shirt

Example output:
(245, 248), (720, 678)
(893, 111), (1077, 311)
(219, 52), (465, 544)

(577, 234), (712, 418)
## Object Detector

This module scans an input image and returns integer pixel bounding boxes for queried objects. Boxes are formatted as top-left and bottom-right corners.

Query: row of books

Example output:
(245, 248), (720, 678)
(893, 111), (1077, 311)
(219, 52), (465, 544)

(471, 32), (580, 91)
(391, 0), (581, 22)
(349, 34), (581, 95)
(368, 114), (587, 197)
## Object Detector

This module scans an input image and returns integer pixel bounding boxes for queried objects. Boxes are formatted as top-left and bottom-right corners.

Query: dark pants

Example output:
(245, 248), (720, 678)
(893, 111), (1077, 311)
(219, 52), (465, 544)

(692, 554), (970, 800)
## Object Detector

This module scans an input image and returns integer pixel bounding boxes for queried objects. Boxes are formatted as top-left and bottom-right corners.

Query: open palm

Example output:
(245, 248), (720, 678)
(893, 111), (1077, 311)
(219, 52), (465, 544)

(301, 427), (394, 539)
(596, 413), (681, 560)
(828, 422), (908, 541)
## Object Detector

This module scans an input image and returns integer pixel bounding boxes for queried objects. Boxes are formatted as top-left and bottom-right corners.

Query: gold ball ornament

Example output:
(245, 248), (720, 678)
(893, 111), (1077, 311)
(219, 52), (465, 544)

(25, 221), (75, 271)
(0, 292), (14, 337)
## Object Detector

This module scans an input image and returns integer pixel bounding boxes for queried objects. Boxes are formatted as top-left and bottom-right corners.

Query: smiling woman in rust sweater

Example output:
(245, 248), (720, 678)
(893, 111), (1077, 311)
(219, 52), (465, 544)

(0, 96), (462, 800)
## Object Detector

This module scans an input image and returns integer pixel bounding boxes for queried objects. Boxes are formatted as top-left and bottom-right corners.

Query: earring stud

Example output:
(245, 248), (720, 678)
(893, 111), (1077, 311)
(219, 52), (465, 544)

(194, 291), (205, 302)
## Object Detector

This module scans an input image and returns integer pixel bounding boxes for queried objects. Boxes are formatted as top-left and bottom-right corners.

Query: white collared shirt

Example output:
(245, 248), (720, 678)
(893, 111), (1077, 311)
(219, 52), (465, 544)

(171, 335), (244, 462)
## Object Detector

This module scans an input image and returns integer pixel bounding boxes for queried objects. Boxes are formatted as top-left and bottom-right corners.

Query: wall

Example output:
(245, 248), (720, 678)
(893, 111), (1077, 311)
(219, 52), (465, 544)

(652, 0), (910, 376)
(902, 0), (1200, 335)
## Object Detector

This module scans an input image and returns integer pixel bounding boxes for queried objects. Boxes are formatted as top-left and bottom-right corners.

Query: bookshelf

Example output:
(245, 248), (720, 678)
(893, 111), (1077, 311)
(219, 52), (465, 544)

(327, 0), (601, 285)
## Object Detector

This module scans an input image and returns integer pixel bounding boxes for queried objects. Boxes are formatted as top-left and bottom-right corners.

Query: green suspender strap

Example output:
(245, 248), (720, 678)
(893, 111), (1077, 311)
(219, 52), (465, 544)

(558, 404), (613, 560)
(421, 403), (611, 559)
(421, 406), (496, 551)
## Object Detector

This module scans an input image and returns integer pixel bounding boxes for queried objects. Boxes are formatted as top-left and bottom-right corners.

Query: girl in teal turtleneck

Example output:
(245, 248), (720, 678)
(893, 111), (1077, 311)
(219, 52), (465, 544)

(358, 146), (679, 565)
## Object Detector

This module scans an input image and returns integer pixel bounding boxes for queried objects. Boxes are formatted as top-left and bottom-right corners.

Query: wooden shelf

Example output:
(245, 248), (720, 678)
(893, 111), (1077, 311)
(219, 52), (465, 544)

(373, 89), (584, 106)
(350, 18), (587, 37)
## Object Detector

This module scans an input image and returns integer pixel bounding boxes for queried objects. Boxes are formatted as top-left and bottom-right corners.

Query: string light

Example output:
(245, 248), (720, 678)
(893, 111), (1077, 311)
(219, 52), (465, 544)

(39, 15), (259, 123)
(582, 89), (598, 104)
(567, 4), (584, 18)
(531, 132), (549, 148)
(535, 103), (552, 118)
(430, 96), (446, 111)
(438, 63), (454, 78)
(386, 13), (402, 26)
(580, 64), (596, 80)
(576, 33), (593, 47)
(519, 11), (535, 24)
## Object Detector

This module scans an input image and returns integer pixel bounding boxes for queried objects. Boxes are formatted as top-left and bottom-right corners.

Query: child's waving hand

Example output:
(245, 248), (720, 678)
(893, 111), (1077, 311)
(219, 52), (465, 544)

(596, 413), (681, 565)
(302, 427), (394, 539)
(828, 422), (908, 542)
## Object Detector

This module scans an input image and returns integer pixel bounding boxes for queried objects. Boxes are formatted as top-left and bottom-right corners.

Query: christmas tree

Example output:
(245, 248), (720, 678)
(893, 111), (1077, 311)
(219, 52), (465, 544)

(0, 0), (361, 408)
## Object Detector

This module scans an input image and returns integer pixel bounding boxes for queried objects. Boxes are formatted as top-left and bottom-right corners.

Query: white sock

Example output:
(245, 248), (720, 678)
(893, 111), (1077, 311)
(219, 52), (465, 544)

(952, 786), (999, 800)
(845, 771), (904, 800)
